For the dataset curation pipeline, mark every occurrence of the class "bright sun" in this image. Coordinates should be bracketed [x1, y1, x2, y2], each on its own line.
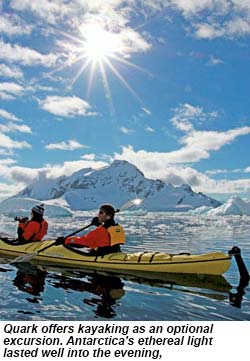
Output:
[57, 20, 150, 109]
[81, 23, 121, 62]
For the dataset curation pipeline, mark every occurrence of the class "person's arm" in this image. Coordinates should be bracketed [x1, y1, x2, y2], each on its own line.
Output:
[65, 227, 110, 248]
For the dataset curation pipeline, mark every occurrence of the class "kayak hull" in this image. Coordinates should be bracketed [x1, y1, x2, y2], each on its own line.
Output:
[0, 239, 231, 276]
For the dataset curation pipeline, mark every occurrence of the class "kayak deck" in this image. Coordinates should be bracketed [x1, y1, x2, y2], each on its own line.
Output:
[0, 239, 232, 276]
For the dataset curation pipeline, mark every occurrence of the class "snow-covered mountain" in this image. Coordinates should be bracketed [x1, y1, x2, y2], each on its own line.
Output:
[207, 196, 250, 216]
[14, 160, 221, 211]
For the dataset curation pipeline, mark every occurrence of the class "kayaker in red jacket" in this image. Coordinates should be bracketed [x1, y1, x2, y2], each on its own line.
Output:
[17, 203, 48, 243]
[55, 204, 125, 255]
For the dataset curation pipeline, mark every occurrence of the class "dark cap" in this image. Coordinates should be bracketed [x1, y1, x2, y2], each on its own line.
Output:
[99, 204, 115, 218]
[32, 203, 45, 215]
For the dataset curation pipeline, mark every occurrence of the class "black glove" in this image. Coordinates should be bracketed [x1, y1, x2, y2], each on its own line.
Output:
[55, 237, 65, 245]
[15, 216, 28, 223]
[91, 217, 101, 227]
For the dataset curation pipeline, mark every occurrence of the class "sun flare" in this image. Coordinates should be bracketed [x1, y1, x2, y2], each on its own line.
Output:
[56, 19, 150, 110]
[81, 23, 121, 62]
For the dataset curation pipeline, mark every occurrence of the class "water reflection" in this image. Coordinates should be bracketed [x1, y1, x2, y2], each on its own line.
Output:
[229, 275, 249, 308]
[12, 263, 47, 303]
[0, 261, 249, 319]
[10, 263, 125, 319]
[50, 272, 125, 318]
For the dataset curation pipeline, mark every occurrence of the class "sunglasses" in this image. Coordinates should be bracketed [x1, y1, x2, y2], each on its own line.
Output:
[98, 210, 105, 215]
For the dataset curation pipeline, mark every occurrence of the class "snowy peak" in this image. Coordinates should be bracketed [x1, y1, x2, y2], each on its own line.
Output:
[15, 160, 221, 211]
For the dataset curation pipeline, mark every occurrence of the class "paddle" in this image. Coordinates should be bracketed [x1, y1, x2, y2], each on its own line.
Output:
[10, 223, 93, 264]
[10, 198, 143, 265]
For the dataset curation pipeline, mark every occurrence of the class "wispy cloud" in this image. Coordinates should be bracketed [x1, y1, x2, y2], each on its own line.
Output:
[207, 55, 224, 66]
[114, 103, 250, 170]
[45, 139, 88, 151]
[0, 39, 57, 67]
[0, 13, 33, 36]
[145, 125, 155, 132]
[0, 122, 32, 134]
[0, 132, 31, 150]
[0, 63, 23, 79]
[171, 103, 217, 132]
[0, 82, 25, 100]
[0, 108, 20, 121]
[39, 95, 96, 117]
[120, 126, 135, 134]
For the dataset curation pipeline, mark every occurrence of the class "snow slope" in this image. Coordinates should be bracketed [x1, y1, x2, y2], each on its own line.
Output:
[14, 160, 221, 212]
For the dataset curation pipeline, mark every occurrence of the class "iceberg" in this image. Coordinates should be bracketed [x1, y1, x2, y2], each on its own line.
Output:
[0, 197, 73, 218]
[207, 196, 250, 216]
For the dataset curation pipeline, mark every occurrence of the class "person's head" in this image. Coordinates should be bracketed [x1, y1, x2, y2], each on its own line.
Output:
[98, 204, 115, 223]
[31, 203, 45, 221]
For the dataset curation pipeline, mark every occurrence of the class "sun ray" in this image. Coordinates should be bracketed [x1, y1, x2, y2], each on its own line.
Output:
[99, 60, 115, 116]
[67, 58, 91, 90]
[104, 57, 144, 105]
[109, 53, 154, 78]
[87, 61, 98, 99]
[54, 19, 151, 106]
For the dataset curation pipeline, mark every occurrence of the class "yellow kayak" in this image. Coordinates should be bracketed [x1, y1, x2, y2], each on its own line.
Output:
[0, 238, 231, 276]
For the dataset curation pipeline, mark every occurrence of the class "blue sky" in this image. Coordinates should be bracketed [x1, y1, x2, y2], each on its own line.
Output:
[1, 0, 250, 201]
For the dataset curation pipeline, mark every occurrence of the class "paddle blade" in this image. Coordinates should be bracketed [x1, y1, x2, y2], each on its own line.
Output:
[10, 251, 38, 264]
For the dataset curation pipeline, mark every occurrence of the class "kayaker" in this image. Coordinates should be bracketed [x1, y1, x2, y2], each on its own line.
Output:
[16, 203, 48, 243]
[55, 204, 125, 255]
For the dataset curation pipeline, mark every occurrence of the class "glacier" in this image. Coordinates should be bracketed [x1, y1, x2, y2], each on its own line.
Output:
[0, 197, 73, 218]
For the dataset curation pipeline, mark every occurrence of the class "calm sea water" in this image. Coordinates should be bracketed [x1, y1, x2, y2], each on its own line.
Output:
[0, 212, 249, 321]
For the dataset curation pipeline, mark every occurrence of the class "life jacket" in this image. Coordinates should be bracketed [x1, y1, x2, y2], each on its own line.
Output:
[18, 220, 48, 242]
[106, 224, 125, 246]
[33, 220, 48, 241]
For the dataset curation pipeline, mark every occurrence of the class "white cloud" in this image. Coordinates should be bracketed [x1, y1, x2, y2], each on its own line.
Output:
[114, 147, 250, 195]
[0, 157, 107, 200]
[0, 132, 31, 150]
[168, 0, 250, 39]
[45, 159, 107, 179]
[170, 103, 217, 132]
[0, 123, 32, 134]
[0, 13, 33, 36]
[10, 0, 78, 24]
[81, 154, 96, 160]
[0, 82, 24, 100]
[207, 55, 224, 66]
[0, 109, 20, 121]
[170, 0, 215, 17]
[0, 182, 24, 201]
[39, 95, 95, 117]
[0, 64, 23, 79]
[45, 139, 88, 151]
[0, 40, 57, 67]
[206, 168, 242, 175]
[115, 102, 250, 167]
[120, 126, 135, 134]
[145, 125, 155, 132]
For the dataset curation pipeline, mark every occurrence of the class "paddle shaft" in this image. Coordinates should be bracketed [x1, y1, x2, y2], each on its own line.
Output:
[36, 223, 93, 255]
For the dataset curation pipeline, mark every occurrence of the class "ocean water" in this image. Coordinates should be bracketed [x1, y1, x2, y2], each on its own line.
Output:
[0, 212, 249, 321]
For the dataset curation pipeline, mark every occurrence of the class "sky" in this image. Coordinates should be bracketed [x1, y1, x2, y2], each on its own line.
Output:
[1, 0, 250, 202]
